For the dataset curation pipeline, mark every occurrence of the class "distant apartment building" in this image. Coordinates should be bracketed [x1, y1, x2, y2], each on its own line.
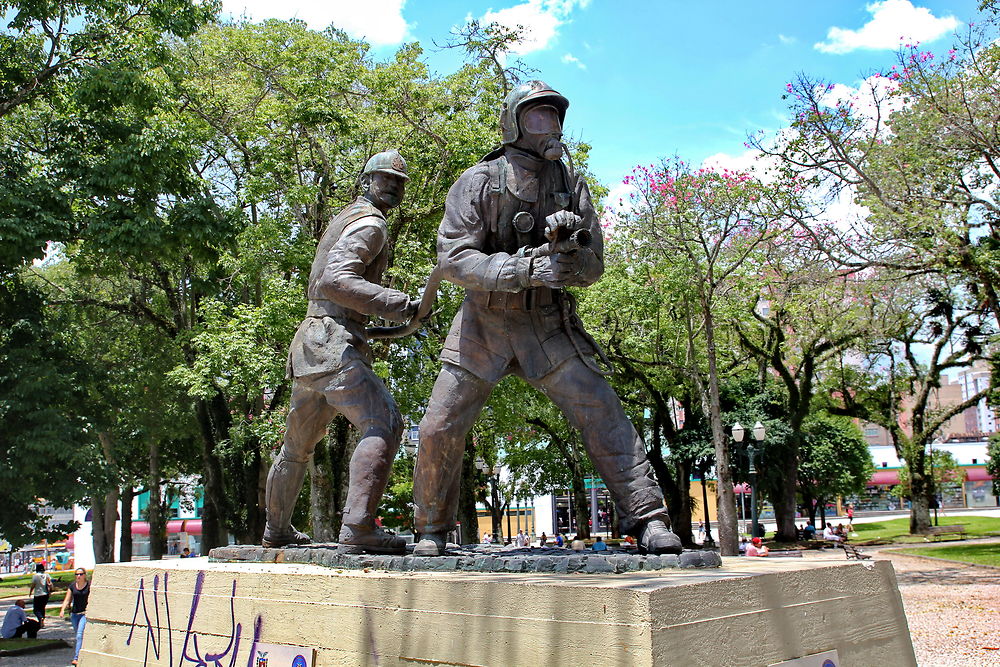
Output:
[860, 360, 997, 446]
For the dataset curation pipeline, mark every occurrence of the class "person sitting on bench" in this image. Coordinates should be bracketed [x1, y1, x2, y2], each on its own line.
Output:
[745, 537, 770, 557]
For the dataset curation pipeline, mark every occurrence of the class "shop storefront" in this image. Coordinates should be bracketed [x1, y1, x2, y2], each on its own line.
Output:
[859, 465, 996, 510]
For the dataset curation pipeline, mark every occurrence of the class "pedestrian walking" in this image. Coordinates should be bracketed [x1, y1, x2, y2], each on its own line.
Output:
[60, 568, 91, 666]
[29, 563, 52, 626]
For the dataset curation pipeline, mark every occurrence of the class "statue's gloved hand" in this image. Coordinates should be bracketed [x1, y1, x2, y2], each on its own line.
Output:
[559, 247, 602, 287]
[528, 253, 575, 288]
[544, 210, 583, 241]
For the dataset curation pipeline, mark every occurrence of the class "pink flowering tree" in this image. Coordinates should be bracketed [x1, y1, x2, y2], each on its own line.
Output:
[753, 22, 1000, 328]
[750, 19, 1000, 535]
[592, 159, 795, 554]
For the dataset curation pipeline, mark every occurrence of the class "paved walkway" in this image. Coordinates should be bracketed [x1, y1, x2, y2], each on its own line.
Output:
[854, 538, 1000, 667]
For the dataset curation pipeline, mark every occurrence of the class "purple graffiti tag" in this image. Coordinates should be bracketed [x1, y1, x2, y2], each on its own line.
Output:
[126, 571, 172, 665]
[200, 580, 241, 667]
[126, 570, 261, 667]
[178, 570, 206, 665]
[244, 614, 264, 667]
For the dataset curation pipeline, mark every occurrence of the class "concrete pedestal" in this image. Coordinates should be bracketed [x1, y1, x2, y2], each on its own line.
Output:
[79, 556, 916, 666]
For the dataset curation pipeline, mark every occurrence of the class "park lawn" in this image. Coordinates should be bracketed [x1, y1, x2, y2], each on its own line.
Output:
[0, 571, 76, 589]
[894, 543, 1000, 567]
[0, 571, 79, 600]
[851, 516, 1000, 544]
[0, 637, 65, 653]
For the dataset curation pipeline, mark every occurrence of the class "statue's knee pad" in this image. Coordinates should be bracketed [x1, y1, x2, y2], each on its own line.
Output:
[275, 443, 312, 465]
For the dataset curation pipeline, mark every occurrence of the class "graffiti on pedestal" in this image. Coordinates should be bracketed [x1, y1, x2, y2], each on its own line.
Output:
[126, 570, 264, 667]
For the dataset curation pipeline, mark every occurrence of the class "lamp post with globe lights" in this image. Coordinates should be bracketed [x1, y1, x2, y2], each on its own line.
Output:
[732, 421, 766, 539]
[475, 457, 503, 544]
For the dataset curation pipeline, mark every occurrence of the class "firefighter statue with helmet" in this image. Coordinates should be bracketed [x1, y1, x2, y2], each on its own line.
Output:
[411, 81, 683, 556]
[262, 150, 417, 554]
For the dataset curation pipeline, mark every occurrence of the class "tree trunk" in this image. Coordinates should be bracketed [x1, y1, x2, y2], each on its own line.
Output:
[802, 489, 817, 527]
[703, 307, 738, 555]
[90, 491, 118, 564]
[772, 458, 798, 542]
[671, 460, 695, 546]
[93, 432, 118, 563]
[310, 415, 356, 541]
[774, 450, 800, 541]
[456, 435, 480, 545]
[647, 412, 694, 544]
[148, 441, 165, 561]
[90, 498, 111, 564]
[909, 467, 932, 534]
[233, 393, 270, 544]
[196, 396, 230, 553]
[119, 485, 134, 562]
[570, 467, 590, 540]
[234, 440, 265, 544]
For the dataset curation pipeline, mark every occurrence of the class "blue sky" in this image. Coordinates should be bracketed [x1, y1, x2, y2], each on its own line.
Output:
[222, 1, 985, 194]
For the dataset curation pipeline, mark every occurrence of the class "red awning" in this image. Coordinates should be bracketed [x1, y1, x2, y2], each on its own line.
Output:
[733, 483, 751, 494]
[870, 470, 900, 485]
[965, 467, 994, 482]
[130, 520, 202, 536]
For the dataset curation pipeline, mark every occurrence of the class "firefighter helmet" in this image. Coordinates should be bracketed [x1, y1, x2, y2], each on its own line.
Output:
[499, 80, 569, 145]
[362, 150, 409, 181]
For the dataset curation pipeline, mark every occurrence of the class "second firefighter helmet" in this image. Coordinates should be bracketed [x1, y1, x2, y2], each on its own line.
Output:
[362, 150, 410, 181]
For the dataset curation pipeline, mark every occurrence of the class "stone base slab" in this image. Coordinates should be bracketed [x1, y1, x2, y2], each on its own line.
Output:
[79, 556, 916, 666]
[210, 543, 722, 573]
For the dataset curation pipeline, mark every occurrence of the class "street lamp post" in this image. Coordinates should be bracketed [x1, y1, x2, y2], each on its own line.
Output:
[733, 421, 766, 539]
[475, 457, 502, 544]
[930, 439, 941, 527]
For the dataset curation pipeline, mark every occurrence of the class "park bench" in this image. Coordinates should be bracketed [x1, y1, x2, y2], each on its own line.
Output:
[840, 544, 871, 560]
[925, 524, 967, 541]
[765, 550, 803, 558]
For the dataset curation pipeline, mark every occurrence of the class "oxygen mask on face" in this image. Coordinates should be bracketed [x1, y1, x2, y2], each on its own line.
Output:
[520, 105, 564, 160]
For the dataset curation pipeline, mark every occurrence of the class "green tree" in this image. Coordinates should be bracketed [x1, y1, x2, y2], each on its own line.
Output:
[0, 275, 91, 547]
[610, 159, 794, 554]
[0, 0, 216, 269]
[892, 448, 965, 509]
[733, 245, 891, 541]
[755, 22, 1000, 400]
[824, 280, 991, 533]
[0, 0, 214, 118]
[797, 414, 874, 527]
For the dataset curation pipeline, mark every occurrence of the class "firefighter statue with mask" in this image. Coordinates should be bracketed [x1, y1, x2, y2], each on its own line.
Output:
[411, 81, 683, 557]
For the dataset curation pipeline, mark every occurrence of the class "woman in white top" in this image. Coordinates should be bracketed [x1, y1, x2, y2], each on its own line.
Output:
[823, 525, 843, 543]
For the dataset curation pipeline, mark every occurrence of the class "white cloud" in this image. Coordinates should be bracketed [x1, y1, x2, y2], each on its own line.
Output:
[561, 52, 586, 69]
[815, 0, 959, 54]
[600, 180, 638, 232]
[223, 0, 410, 46]
[815, 75, 903, 133]
[778, 33, 796, 45]
[481, 0, 589, 55]
[604, 181, 638, 212]
[702, 149, 763, 176]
